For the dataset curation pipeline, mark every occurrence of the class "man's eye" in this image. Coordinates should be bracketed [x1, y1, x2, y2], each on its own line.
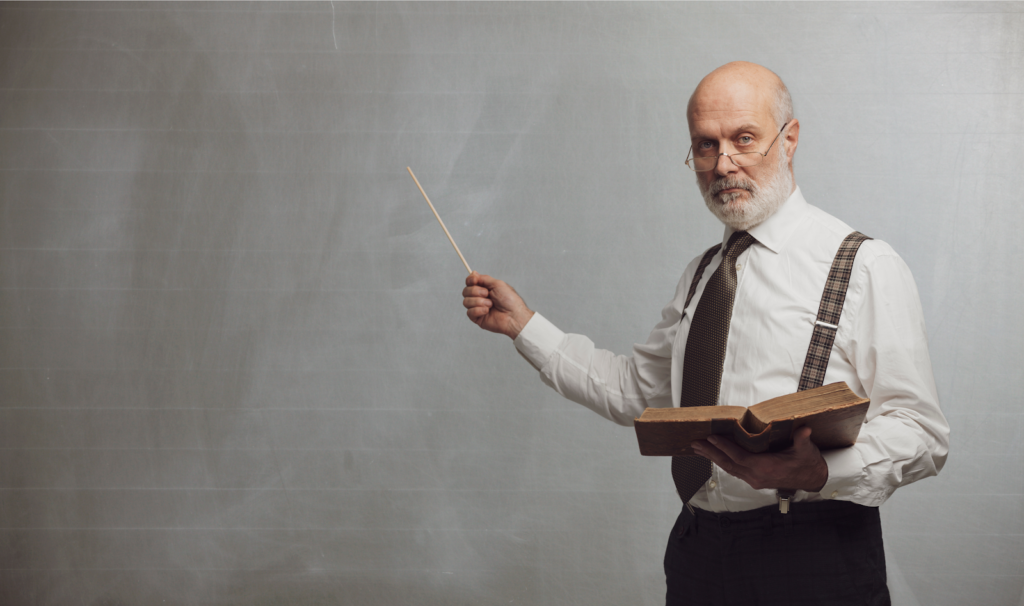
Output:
[697, 141, 715, 150]
[738, 136, 754, 145]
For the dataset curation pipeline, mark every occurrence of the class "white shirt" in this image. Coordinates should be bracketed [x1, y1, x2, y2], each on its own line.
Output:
[513, 187, 949, 512]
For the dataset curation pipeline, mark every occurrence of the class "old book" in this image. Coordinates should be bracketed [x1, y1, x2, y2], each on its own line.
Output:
[634, 382, 869, 456]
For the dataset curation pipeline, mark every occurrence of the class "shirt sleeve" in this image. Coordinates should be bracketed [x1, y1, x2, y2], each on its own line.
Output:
[512, 266, 700, 427]
[818, 246, 950, 506]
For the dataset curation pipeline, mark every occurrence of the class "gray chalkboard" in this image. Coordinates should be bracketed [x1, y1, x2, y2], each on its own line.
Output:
[1, 2, 1022, 605]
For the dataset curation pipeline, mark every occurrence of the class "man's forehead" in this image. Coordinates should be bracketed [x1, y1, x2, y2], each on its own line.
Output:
[687, 79, 775, 132]
[688, 109, 773, 140]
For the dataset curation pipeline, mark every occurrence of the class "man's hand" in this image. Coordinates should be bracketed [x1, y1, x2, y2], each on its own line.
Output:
[462, 272, 535, 340]
[690, 426, 828, 492]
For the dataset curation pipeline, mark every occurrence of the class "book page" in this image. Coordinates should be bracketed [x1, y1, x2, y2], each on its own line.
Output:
[749, 383, 866, 423]
[639, 405, 748, 422]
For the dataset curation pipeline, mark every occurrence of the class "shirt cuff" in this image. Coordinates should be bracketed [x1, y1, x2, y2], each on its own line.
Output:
[513, 312, 565, 371]
[818, 446, 867, 502]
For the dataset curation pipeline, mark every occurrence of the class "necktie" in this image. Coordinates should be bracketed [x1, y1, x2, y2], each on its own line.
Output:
[671, 231, 757, 503]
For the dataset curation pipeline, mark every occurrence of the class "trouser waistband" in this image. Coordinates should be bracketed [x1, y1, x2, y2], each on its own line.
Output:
[678, 500, 876, 538]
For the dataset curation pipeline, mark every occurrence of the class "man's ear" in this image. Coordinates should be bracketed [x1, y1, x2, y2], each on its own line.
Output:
[784, 119, 800, 163]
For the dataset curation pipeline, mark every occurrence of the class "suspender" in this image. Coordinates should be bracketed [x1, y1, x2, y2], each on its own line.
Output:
[680, 231, 871, 392]
[798, 231, 871, 390]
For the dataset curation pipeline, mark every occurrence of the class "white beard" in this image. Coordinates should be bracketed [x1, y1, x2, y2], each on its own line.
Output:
[698, 150, 793, 231]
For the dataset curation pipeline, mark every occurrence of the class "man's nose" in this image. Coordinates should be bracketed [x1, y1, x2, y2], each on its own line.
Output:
[714, 153, 740, 177]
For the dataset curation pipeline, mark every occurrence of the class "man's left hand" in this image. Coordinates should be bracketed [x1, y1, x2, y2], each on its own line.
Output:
[690, 426, 828, 492]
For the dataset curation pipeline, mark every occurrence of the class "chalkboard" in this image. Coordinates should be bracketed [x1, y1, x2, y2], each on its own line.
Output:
[1, 2, 1022, 605]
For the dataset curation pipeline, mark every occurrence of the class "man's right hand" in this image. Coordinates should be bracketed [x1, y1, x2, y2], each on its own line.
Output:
[462, 272, 535, 340]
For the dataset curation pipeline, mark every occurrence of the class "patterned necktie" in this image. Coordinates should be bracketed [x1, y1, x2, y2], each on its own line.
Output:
[671, 231, 757, 503]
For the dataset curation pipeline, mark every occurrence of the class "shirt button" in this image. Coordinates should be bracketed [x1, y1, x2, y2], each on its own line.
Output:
[735, 263, 742, 270]
[708, 480, 717, 489]
[830, 490, 839, 499]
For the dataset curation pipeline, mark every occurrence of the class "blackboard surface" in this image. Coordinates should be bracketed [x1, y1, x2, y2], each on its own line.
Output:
[1, 2, 1022, 605]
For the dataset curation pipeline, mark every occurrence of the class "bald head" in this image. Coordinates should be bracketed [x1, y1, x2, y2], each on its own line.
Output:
[686, 62, 799, 231]
[687, 62, 792, 131]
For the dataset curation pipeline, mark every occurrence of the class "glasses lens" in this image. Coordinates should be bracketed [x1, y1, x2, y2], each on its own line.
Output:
[692, 156, 718, 172]
[730, 152, 763, 167]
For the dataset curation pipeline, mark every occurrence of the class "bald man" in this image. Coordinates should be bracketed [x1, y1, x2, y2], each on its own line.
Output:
[462, 63, 948, 605]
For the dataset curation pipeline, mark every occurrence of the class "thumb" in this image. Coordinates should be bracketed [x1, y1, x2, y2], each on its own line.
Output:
[793, 426, 813, 446]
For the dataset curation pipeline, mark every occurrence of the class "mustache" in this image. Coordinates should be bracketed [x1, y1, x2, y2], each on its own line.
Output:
[708, 177, 756, 196]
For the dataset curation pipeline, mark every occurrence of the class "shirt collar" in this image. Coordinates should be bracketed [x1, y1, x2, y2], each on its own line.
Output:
[721, 185, 808, 255]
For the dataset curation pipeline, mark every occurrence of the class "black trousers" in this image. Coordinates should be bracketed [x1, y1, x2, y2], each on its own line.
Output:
[664, 500, 889, 606]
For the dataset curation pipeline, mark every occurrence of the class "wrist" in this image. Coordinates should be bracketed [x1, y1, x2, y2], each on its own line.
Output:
[805, 457, 828, 492]
[507, 309, 535, 340]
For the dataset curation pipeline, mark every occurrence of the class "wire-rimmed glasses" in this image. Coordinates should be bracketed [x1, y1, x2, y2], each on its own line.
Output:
[685, 121, 790, 172]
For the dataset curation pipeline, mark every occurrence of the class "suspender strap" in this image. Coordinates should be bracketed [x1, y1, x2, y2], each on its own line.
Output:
[683, 244, 723, 310]
[797, 231, 871, 392]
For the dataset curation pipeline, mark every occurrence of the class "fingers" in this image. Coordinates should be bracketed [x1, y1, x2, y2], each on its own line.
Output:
[692, 430, 827, 492]
[462, 277, 494, 320]
[462, 296, 493, 310]
[691, 438, 756, 488]
[462, 285, 490, 298]
[466, 306, 488, 323]
[690, 439, 728, 467]
[466, 271, 499, 289]
[786, 426, 817, 457]
[461, 271, 532, 339]
[705, 435, 752, 464]
[692, 437, 748, 477]
[792, 426, 813, 445]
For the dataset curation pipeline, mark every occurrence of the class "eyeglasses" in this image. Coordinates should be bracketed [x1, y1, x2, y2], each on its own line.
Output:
[684, 121, 790, 172]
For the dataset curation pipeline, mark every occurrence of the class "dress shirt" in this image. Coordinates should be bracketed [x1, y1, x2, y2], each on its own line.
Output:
[513, 187, 949, 512]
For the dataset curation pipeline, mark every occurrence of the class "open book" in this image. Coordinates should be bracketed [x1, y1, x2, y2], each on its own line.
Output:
[634, 382, 869, 456]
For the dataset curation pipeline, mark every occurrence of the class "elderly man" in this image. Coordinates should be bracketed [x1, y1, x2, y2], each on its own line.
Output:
[462, 62, 948, 605]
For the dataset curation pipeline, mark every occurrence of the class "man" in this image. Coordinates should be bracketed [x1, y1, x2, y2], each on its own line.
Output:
[461, 62, 948, 605]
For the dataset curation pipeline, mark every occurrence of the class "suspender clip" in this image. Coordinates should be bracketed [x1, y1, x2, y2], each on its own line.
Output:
[777, 489, 795, 514]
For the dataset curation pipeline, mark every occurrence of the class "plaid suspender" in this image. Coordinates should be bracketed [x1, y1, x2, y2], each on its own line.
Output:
[679, 231, 871, 394]
[797, 231, 871, 391]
